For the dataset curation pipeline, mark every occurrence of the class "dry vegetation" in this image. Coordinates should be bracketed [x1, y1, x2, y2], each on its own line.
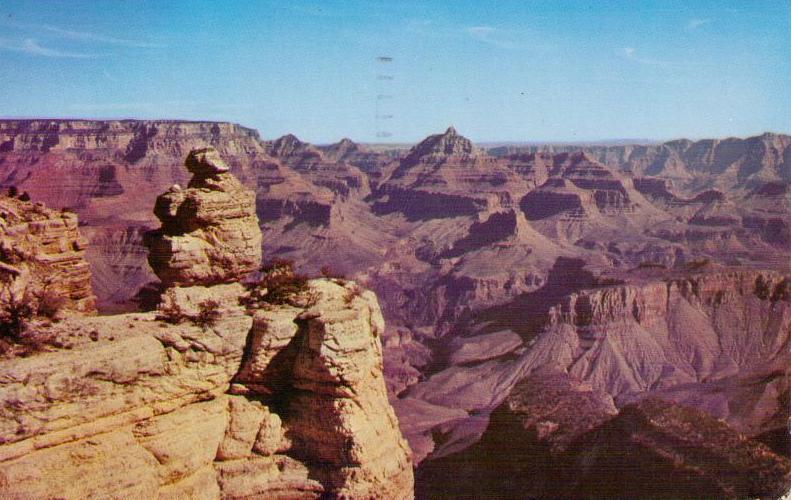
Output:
[156, 301, 187, 325]
[194, 299, 221, 328]
[241, 258, 319, 308]
[0, 289, 61, 357]
[155, 298, 222, 329]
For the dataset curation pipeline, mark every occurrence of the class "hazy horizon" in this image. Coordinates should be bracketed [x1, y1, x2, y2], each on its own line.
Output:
[0, 0, 788, 143]
[1, 115, 787, 148]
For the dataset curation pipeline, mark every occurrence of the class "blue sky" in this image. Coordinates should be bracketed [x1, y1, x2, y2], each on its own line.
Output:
[0, 0, 788, 143]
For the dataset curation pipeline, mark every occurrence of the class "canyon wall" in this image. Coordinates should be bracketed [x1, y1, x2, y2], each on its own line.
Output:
[489, 132, 791, 192]
[401, 267, 790, 462]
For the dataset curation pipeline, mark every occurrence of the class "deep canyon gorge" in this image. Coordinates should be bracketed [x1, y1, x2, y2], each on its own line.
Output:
[0, 119, 789, 498]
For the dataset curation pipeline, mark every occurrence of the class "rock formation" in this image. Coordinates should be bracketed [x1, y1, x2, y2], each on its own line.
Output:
[0, 281, 414, 498]
[0, 120, 336, 308]
[0, 154, 413, 498]
[373, 127, 530, 220]
[1, 120, 789, 496]
[490, 132, 791, 192]
[0, 193, 95, 314]
[144, 147, 262, 287]
[266, 133, 324, 171]
[401, 264, 790, 467]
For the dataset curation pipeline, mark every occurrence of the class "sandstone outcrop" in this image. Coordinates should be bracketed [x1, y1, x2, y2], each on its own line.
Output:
[0, 159, 413, 498]
[0, 279, 413, 498]
[144, 147, 262, 287]
[0, 119, 335, 307]
[0, 194, 95, 313]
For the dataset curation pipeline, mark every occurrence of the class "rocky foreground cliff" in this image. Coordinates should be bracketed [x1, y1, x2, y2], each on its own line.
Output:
[0, 148, 413, 499]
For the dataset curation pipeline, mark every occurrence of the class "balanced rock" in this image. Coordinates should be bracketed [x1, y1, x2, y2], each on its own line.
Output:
[185, 147, 230, 177]
[144, 147, 262, 287]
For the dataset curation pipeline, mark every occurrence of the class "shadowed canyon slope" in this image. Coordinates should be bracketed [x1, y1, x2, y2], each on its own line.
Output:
[1, 119, 788, 496]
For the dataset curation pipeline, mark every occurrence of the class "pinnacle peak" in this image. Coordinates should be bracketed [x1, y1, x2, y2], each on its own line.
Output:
[278, 133, 301, 142]
[445, 126, 458, 135]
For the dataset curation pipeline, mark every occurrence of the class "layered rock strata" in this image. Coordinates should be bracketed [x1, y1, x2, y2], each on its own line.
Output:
[0, 280, 413, 498]
[402, 267, 790, 465]
[0, 194, 96, 313]
[0, 156, 413, 498]
[144, 147, 262, 287]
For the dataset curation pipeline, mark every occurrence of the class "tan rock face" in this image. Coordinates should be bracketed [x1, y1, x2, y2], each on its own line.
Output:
[232, 281, 414, 498]
[144, 147, 262, 287]
[0, 195, 96, 313]
[0, 280, 413, 498]
[286, 282, 413, 498]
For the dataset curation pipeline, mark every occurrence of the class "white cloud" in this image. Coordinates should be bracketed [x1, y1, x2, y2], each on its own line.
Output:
[686, 18, 710, 31]
[621, 47, 670, 67]
[36, 23, 166, 48]
[1, 20, 165, 48]
[466, 26, 517, 49]
[0, 37, 99, 58]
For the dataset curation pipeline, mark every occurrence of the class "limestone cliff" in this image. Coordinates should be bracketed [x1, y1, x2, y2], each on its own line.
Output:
[401, 265, 790, 465]
[545, 270, 790, 405]
[0, 151, 413, 499]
